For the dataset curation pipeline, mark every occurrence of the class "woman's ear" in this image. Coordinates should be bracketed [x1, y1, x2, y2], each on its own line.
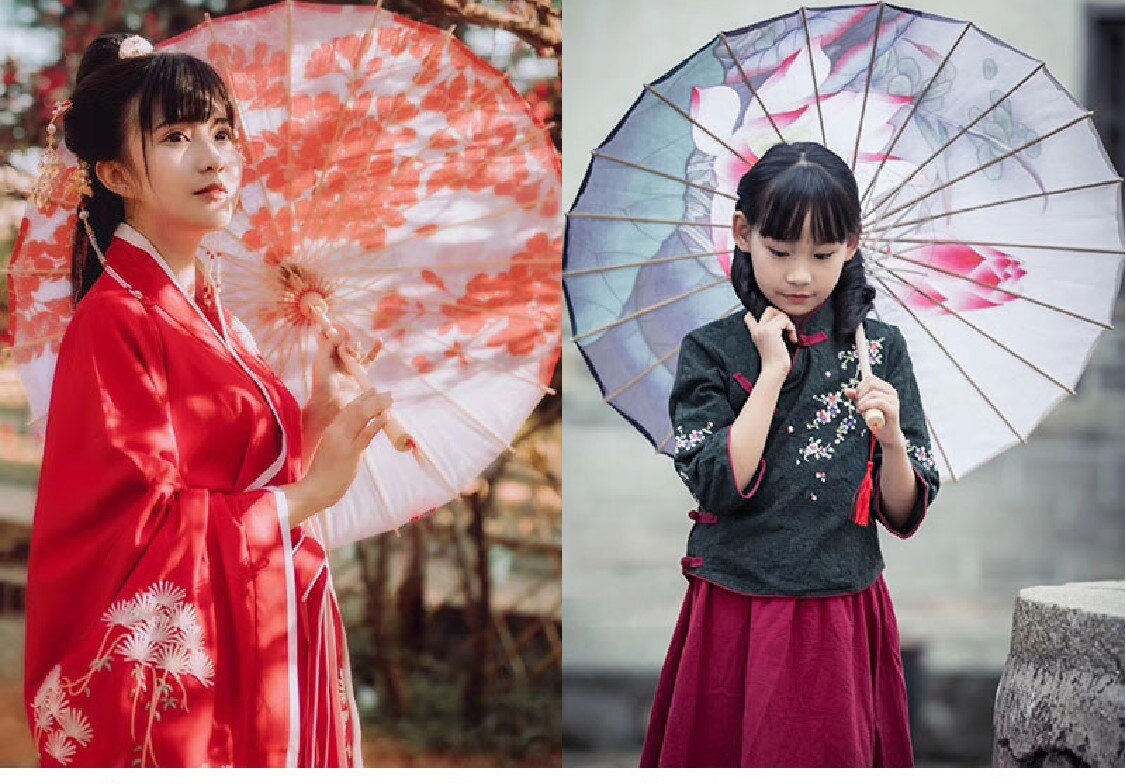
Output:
[732, 211, 752, 252]
[94, 159, 137, 200]
[846, 230, 860, 258]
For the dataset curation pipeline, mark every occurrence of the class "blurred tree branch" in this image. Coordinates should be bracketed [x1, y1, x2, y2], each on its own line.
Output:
[384, 0, 560, 57]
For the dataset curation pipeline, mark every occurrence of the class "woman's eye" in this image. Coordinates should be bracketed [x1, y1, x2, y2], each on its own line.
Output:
[216, 128, 234, 141]
[815, 254, 832, 260]
[166, 131, 187, 142]
[768, 248, 788, 258]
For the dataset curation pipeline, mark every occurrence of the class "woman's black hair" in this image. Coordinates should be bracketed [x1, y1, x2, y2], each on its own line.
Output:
[64, 33, 238, 303]
[729, 140, 876, 346]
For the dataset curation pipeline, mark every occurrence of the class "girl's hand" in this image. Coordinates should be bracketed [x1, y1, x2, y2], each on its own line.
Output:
[844, 376, 907, 449]
[744, 306, 797, 378]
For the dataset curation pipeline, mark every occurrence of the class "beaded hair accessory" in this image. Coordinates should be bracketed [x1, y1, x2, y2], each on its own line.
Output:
[29, 100, 92, 211]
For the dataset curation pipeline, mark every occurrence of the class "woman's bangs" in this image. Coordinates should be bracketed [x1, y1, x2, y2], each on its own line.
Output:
[138, 54, 236, 137]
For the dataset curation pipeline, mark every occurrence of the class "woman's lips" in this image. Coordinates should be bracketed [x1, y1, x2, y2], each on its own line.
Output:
[196, 186, 228, 200]
[783, 293, 811, 301]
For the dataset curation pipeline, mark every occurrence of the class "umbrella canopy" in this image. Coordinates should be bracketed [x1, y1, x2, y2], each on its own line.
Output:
[7, 0, 562, 547]
[564, 1, 1123, 483]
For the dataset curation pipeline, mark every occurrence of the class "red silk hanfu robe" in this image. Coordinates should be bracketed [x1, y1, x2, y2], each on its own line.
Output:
[24, 224, 363, 767]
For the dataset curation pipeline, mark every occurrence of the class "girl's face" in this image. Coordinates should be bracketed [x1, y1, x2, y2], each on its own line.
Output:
[100, 100, 242, 234]
[733, 210, 858, 319]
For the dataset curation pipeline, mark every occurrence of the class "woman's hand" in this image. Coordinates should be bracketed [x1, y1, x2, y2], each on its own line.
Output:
[286, 388, 393, 524]
[744, 306, 797, 379]
[307, 326, 364, 424]
[844, 376, 907, 449]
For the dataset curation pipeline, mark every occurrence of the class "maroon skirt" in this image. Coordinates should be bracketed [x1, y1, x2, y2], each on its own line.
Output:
[640, 574, 913, 767]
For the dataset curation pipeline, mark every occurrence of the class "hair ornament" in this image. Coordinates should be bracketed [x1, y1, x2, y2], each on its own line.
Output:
[30, 99, 80, 210]
[118, 35, 154, 59]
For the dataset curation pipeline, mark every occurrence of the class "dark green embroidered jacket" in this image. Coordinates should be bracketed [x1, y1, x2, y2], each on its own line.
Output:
[670, 296, 940, 597]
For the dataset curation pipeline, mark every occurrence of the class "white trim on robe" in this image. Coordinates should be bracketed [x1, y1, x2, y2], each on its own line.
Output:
[113, 223, 301, 767]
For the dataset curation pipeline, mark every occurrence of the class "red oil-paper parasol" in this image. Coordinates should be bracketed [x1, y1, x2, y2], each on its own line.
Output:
[6, 0, 561, 548]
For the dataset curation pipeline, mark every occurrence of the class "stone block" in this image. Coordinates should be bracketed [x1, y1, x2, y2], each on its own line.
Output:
[992, 581, 1125, 767]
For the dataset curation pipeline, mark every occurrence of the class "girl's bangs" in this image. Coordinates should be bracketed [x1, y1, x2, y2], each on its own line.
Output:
[755, 165, 855, 246]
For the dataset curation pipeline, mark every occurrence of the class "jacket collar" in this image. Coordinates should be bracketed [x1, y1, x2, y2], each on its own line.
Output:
[106, 223, 230, 355]
[787, 294, 833, 347]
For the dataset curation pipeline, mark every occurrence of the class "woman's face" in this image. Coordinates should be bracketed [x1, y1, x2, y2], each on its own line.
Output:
[105, 99, 242, 234]
[733, 210, 858, 319]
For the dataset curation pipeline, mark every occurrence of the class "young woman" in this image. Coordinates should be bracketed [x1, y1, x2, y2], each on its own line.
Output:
[640, 141, 941, 767]
[24, 33, 387, 767]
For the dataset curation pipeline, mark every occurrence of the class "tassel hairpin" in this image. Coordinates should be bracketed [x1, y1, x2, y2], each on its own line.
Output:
[30, 99, 93, 211]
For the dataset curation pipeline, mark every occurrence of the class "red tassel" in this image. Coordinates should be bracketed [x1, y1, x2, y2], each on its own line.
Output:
[852, 431, 877, 526]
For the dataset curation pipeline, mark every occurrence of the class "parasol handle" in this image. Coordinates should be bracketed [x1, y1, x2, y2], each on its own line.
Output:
[854, 323, 886, 431]
[299, 293, 415, 453]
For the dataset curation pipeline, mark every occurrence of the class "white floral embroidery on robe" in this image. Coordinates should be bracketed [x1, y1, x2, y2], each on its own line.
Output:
[31, 580, 215, 767]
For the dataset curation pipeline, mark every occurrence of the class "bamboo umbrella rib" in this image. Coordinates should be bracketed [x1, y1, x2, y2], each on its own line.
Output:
[566, 212, 728, 229]
[303, 38, 527, 261]
[656, 427, 675, 455]
[860, 21, 973, 208]
[870, 250, 1076, 393]
[868, 300, 958, 483]
[859, 240, 1115, 329]
[430, 297, 552, 325]
[202, 13, 283, 229]
[801, 6, 827, 147]
[591, 150, 737, 200]
[871, 111, 1095, 225]
[603, 303, 742, 404]
[284, 0, 296, 257]
[292, 3, 383, 246]
[359, 447, 398, 534]
[573, 276, 729, 343]
[865, 236, 1122, 255]
[867, 258, 1031, 442]
[299, 26, 464, 263]
[562, 249, 726, 278]
[864, 62, 1046, 220]
[643, 84, 754, 168]
[411, 328, 556, 395]
[851, 2, 886, 172]
[381, 348, 516, 456]
[717, 32, 786, 144]
[868, 178, 1125, 233]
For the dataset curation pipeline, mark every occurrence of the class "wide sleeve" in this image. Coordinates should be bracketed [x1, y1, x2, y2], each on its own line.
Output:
[669, 332, 767, 516]
[24, 293, 296, 768]
[869, 325, 941, 539]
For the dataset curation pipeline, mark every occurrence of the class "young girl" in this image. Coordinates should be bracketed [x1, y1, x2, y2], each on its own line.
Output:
[24, 33, 388, 767]
[640, 141, 941, 768]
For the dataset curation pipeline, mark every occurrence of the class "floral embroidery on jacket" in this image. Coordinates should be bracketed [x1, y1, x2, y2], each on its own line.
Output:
[800, 438, 835, 462]
[837, 337, 885, 370]
[32, 580, 214, 768]
[905, 437, 937, 471]
[790, 337, 886, 476]
[674, 422, 713, 455]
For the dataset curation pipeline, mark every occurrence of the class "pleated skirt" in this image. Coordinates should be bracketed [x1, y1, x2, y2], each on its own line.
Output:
[640, 574, 913, 767]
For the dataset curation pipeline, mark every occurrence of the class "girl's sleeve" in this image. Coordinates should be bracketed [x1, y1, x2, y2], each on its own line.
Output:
[870, 325, 941, 539]
[24, 294, 296, 767]
[669, 332, 766, 515]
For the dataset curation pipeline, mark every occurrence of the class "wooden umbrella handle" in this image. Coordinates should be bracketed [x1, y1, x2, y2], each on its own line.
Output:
[300, 293, 415, 452]
[854, 323, 886, 431]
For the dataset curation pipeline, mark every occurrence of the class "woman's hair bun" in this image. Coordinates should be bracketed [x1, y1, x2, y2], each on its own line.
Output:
[75, 33, 136, 85]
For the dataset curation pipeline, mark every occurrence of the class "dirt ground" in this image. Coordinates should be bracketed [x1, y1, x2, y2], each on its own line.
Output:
[0, 677, 558, 767]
